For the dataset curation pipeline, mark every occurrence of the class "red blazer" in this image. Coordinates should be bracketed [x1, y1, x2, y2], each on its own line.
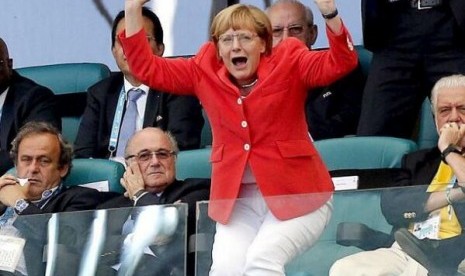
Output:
[120, 25, 358, 224]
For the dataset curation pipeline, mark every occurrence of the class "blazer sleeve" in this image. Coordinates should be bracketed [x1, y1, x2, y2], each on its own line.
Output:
[119, 29, 199, 95]
[297, 23, 358, 89]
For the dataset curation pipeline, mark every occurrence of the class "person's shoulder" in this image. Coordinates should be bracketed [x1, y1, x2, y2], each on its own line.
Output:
[11, 70, 54, 97]
[404, 147, 440, 163]
[87, 72, 123, 96]
[182, 178, 211, 188]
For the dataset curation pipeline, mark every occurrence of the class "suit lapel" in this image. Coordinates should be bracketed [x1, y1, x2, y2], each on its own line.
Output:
[143, 90, 160, 127]
[0, 89, 16, 150]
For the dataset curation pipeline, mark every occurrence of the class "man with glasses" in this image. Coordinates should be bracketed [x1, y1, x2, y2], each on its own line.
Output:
[98, 127, 210, 275]
[0, 38, 60, 175]
[266, 0, 365, 140]
[74, 7, 204, 161]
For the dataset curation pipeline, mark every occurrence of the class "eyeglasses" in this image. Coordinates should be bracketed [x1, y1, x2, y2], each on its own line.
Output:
[218, 33, 258, 46]
[125, 149, 176, 162]
[272, 24, 308, 37]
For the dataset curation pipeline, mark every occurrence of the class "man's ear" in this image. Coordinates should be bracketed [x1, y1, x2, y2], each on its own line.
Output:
[7, 58, 12, 69]
[59, 164, 70, 178]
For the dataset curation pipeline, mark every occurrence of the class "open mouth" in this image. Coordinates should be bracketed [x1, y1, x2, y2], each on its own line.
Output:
[232, 57, 248, 67]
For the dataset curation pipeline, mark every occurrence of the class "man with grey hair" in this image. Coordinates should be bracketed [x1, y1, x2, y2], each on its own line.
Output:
[330, 74, 465, 275]
[98, 127, 210, 275]
[0, 121, 102, 276]
[266, 0, 365, 140]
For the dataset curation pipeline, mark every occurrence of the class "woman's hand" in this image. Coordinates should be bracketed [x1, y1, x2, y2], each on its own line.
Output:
[124, 0, 150, 36]
[314, 0, 337, 16]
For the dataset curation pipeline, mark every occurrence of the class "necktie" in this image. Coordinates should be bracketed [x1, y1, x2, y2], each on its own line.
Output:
[116, 88, 144, 157]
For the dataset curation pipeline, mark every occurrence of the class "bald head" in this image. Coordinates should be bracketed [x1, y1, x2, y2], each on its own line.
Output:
[0, 38, 13, 91]
[267, 0, 317, 49]
[0, 39, 9, 58]
[125, 127, 179, 193]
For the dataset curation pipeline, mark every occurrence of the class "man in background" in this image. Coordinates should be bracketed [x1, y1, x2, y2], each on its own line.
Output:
[0, 121, 102, 276]
[267, 0, 365, 140]
[74, 8, 204, 160]
[98, 127, 210, 275]
[0, 38, 60, 175]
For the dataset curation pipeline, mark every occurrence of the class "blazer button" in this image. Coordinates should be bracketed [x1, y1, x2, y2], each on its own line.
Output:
[237, 98, 243, 105]
[241, 121, 248, 128]
[244, 144, 250, 151]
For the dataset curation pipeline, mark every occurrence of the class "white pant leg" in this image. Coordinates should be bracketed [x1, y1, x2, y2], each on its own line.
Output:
[209, 185, 267, 276]
[243, 199, 333, 276]
[329, 242, 429, 276]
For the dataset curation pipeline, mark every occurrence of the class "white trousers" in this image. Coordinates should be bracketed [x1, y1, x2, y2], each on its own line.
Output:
[329, 242, 429, 276]
[209, 184, 333, 276]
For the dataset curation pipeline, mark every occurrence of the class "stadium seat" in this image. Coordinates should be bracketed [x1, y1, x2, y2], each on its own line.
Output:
[8, 158, 125, 193]
[176, 148, 212, 180]
[16, 63, 111, 144]
[416, 97, 438, 149]
[314, 136, 418, 170]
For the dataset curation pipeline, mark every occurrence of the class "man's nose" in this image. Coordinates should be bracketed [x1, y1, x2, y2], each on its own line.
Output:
[149, 153, 161, 165]
[282, 28, 289, 39]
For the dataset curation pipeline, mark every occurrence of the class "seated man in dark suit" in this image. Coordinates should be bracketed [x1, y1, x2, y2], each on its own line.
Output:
[0, 121, 102, 276]
[0, 38, 61, 175]
[74, 7, 204, 161]
[330, 74, 465, 275]
[98, 127, 210, 276]
[266, 0, 365, 140]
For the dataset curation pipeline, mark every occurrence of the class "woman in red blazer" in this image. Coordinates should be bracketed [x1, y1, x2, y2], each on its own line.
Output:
[121, 0, 357, 274]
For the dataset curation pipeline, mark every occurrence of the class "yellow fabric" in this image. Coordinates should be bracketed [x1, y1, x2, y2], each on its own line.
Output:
[426, 162, 462, 239]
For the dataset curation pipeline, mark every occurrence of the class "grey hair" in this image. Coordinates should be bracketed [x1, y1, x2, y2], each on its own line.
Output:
[431, 74, 465, 116]
[267, 0, 314, 26]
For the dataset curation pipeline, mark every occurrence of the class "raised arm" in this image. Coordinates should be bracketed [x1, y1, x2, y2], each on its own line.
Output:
[124, 0, 149, 37]
[314, 0, 342, 35]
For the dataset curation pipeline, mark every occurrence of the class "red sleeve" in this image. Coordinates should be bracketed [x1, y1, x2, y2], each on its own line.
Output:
[297, 21, 358, 88]
[118, 29, 198, 95]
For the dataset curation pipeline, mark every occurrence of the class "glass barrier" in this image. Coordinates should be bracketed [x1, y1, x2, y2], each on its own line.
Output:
[195, 184, 465, 276]
[0, 204, 187, 276]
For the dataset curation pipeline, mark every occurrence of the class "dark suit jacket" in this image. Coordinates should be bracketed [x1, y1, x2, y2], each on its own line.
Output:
[381, 148, 465, 229]
[306, 63, 365, 140]
[97, 178, 210, 276]
[10, 185, 102, 276]
[74, 72, 204, 158]
[0, 71, 60, 174]
[361, 0, 465, 51]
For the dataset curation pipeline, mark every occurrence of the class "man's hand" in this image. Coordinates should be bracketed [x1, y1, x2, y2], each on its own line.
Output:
[120, 162, 145, 199]
[438, 122, 465, 152]
[0, 174, 28, 206]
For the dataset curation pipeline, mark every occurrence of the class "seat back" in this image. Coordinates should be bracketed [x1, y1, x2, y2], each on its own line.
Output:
[8, 158, 125, 193]
[354, 45, 373, 78]
[417, 97, 438, 149]
[200, 109, 212, 148]
[176, 148, 212, 180]
[314, 136, 418, 170]
[16, 63, 111, 143]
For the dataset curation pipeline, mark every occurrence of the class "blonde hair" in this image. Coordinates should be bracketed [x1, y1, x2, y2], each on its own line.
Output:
[210, 4, 272, 55]
[431, 74, 465, 116]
